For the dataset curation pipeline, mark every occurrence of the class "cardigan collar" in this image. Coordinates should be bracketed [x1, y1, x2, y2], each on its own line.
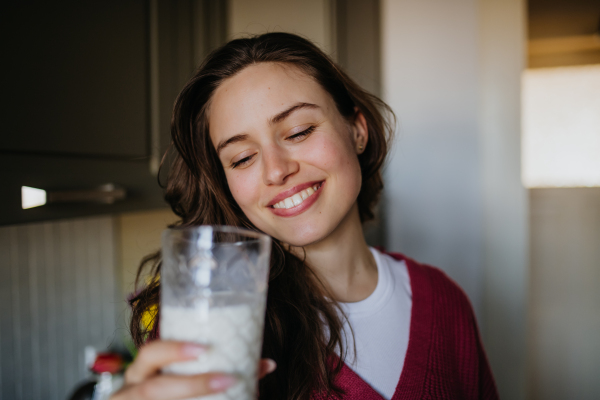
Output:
[326, 252, 433, 400]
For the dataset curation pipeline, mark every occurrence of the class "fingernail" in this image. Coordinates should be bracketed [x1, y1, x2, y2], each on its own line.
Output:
[209, 375, 237, 391]
[181, 343, 205, 358]
[266, 359, 277, 374]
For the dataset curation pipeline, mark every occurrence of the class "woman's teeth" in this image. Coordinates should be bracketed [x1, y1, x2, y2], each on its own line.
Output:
[272, 184, 321, 209]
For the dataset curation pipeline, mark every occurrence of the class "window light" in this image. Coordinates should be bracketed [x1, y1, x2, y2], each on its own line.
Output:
[522, 64, 600, 188]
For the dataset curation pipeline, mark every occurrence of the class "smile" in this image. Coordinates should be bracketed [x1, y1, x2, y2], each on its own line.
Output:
[272, 183, 322, 209]
[267, 180, 324, 217]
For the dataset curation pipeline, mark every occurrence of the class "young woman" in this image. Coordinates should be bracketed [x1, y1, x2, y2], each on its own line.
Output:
[114, 33, 498, 400]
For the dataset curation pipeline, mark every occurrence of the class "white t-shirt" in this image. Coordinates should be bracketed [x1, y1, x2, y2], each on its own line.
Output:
[338, 247, 412, 400]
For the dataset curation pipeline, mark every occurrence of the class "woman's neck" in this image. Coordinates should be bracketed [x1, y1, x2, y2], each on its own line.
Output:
[290, 203, 378, 303]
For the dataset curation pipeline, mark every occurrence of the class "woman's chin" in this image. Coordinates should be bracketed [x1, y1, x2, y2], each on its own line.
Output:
[272, 225, 332, 249]
[275, 235, 320, 249]
[257, 204, 359, 249]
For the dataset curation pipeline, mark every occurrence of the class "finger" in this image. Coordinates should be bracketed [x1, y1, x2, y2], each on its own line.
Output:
[258, 358, 277, 379]
[112, 373, 237, 400]
[125, 341, 207, 385]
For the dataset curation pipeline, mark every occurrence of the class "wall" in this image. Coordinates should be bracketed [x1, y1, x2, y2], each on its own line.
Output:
[228, 0, 335, 54]
[381, 1, 528, 399]
[381, 0, 484, 312]
[118, 209, 178, 303]
[0, 209, 183, 398]
[479, 0, 528, 397]
[529, 188, 600, 400]
[0, 216, 119, 400]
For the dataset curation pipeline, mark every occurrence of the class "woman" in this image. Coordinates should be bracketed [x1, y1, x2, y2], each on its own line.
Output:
[114, 32, 498, 400]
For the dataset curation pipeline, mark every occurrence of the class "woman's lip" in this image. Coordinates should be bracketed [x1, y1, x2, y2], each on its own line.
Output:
[267, 180, 324, 207]
[269, 181, 324, 217]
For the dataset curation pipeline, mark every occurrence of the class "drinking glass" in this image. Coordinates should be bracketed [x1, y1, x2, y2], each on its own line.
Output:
[160, 225, 271, 400]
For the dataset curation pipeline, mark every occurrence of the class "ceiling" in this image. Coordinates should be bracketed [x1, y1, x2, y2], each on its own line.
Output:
[528, 0, 600, 67]
[528, 0, 600, 39]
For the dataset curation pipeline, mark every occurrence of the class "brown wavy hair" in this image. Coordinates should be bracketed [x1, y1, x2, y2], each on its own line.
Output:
[128, 32, 394, 400]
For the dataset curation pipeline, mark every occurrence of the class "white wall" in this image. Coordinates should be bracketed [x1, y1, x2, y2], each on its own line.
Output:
[381, 0, 483, 311]
[479, 1, 528, 398]
[381, 1, 527, 399]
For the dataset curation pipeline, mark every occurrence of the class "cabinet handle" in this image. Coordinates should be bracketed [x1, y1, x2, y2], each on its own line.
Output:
[22, 183, 126, 209]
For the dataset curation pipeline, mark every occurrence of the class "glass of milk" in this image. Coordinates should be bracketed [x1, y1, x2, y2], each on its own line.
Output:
[160, 225, 271, 400]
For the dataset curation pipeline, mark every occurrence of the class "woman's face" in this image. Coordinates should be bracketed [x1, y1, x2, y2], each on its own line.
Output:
[209, 62, 367, 246]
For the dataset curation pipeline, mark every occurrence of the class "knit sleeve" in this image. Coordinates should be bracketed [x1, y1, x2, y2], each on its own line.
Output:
[424, 265, 499, 400]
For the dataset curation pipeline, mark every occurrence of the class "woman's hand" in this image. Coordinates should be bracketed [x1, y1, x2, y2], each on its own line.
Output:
[110, 340, 277, 400]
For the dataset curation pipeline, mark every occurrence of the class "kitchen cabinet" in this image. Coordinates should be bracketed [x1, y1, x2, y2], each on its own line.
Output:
[0, 0, 227, 226]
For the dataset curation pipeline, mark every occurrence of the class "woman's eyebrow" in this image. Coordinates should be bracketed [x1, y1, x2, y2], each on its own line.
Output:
[216, 134, 249, 155]
[270, 102, 319, 125]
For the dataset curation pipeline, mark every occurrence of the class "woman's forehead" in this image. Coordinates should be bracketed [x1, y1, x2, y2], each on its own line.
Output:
[213, 63, 320, 108]
[208, 63, 332, 139]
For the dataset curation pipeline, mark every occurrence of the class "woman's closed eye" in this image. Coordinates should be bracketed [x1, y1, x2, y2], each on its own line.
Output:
[230, 126, 316, 169]
[287, 125, 316, 141]
[231, 154, 256, 169]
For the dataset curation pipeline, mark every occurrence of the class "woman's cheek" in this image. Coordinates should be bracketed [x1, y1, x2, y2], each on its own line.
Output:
[227, 170, 261, 213]
[302, 134, 361, 183]
[300, 136, 340, 166]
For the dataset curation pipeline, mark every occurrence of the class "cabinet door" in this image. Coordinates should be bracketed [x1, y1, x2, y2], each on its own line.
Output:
[0, 1, 148, 157]
[0, 0, 227, 226]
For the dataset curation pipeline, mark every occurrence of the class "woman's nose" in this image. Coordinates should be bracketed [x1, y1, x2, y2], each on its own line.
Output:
[262, 145, 299, 185]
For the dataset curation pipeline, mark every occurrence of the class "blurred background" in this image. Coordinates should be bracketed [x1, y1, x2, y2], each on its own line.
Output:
[0, 0, 599, 399]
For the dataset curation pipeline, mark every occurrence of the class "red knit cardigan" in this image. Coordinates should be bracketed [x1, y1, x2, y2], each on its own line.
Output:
[149, 252, 499, 399]
[311, 252, 499, 400]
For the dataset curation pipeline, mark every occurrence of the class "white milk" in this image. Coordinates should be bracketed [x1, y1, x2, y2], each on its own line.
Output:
[161, 295, 266, 400]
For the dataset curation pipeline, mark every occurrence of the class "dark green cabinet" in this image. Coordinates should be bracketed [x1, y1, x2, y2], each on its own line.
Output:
[0, 1, 226, 226]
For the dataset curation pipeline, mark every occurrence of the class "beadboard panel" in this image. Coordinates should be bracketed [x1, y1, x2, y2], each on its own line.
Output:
[0, 216, 119, 400]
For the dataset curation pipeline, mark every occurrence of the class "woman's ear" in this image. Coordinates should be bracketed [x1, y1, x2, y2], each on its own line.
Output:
[352, 107, 369, 154]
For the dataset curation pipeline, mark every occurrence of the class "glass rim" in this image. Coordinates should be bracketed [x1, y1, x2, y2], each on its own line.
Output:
[162, 224, 271, 245]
